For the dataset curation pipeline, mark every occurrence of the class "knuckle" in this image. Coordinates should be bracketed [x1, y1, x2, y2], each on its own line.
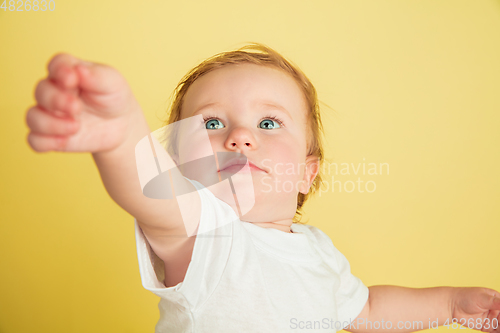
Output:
[53, 92, 64, 110]
[48, 53, 68, 70]
[48, 119, 64, 134]
[35, 77, 45, 90]
[34, 79, 44, 100]
[35, 79, 51, 103]
[25, 107, 38, 129]
[27, 133, 42, 152]
[66, 96, 77, 114]
[48, 53, 77, 81]
[26, 107, 64, 135]
[63, 94, 74, 111]
[56, 136, 67, 150]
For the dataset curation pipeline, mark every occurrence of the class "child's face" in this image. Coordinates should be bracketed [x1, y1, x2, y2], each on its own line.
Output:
[178, 63, 318, 225]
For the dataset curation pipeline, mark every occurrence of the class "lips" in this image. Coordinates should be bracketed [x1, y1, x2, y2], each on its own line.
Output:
[218, 156, 266, 173]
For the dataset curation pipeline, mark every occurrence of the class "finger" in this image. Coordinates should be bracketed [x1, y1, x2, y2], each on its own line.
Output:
[34, 79, 80, 117]
[26, 106, 79, 136]
[47, 53, 81, 90]
[479, 290, 500, 311]
[494, 312, 500, 332]
[494, 298, 500, 311]
[75, 61, 125, 94]
[488, 295, 500, 311]
[481, 310, 498, 332]
[27, 131, 69, 153]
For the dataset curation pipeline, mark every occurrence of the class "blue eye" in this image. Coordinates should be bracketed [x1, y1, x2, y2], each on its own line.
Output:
[205, 118, 225, 130]
[259, 118, 281, 129]
[202, 115, 284, 130]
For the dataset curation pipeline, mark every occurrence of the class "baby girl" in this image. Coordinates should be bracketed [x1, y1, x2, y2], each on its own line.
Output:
[26, 43, 500, 332]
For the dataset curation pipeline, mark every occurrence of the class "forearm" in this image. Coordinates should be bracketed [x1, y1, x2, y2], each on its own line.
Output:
[91, 102, 177, 228]
[356, 285, 455, 333]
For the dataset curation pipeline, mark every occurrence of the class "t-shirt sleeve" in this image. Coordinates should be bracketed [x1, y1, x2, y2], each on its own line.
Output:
[134, 176, 240, 311]
[331, 244, 369, 330]
[311, 226, 369, 330]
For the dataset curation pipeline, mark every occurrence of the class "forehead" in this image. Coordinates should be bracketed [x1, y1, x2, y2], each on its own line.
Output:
[181, 63, 308, 121]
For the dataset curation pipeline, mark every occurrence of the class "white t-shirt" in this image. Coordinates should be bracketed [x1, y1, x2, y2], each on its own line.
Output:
[135, 177, 369, 333]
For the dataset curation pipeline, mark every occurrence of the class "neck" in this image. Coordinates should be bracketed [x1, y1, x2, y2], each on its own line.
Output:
[245, 219, 293, 233]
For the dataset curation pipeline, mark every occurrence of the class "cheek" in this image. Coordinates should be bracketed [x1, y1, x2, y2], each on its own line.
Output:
[261, 141, 304, 179]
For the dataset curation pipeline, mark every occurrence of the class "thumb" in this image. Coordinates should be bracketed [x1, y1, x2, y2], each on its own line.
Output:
[74, 60, 125, 94]
[491, 297, 500, 310]
[479, 291, 500, 311]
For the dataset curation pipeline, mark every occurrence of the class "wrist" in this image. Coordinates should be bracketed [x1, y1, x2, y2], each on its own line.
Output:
[448, 287, 460, 320]
[93, 98, 150, 160]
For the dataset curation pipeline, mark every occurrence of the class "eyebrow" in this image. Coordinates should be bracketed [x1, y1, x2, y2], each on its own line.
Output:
[192, 102, 220, 115]
[192, 100, 292, 119]
[254, 100, 292, 119]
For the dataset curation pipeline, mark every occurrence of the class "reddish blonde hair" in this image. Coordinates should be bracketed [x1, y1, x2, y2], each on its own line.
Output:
[162, 42, 326, 224]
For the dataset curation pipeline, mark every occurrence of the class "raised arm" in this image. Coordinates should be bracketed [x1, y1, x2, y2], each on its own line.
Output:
[91, 105, 181, 229]
[26, 53, 200, 240]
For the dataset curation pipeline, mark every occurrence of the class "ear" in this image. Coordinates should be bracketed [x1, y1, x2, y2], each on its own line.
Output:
[299, 155, 320, 195]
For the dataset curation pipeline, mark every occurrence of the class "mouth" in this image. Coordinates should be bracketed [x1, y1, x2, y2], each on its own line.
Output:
[218, 162, 267, 173]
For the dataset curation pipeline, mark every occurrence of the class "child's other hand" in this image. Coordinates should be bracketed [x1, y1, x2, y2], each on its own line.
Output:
[26, 53, 139, 153]
[451, 287, 500, 333]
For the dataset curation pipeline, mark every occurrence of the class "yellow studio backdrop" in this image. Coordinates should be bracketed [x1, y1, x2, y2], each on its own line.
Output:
[1, 0, 499, 332]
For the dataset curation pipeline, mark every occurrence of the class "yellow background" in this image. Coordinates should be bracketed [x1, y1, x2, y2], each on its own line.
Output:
[1, 0, 499, 332]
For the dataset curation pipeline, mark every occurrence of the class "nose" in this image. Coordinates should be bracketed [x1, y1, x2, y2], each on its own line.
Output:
[224, 126, 258, 152]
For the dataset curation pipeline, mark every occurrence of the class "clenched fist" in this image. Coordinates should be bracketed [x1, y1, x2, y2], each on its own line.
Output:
[26, 53, 141, 153]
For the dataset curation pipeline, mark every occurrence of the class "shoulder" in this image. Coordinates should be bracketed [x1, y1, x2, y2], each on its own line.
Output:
[292, 223, 350, 268]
